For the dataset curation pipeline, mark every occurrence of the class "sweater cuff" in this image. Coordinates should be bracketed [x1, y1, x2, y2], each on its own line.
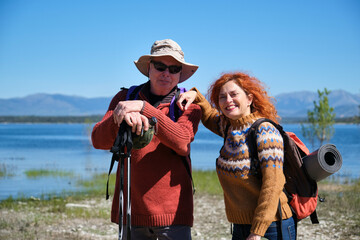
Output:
[190, 87, 206, 104]
[140, 100, 146, 114]
[250, 221, 270, 237]
[141, 101, 155, 119]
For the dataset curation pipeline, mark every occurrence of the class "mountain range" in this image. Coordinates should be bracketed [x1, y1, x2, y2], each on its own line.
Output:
[0, 90, 359, 118]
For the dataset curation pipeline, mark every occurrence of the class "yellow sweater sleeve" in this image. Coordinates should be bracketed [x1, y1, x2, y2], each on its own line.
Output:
[250, 122, 286, 235]
[190, 87, 226, 137]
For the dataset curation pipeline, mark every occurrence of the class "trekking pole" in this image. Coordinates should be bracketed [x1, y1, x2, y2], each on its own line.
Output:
[113, 122, 132, 240]
[126, 131, 132, 240]
[119, 148, 125, 240]
[114, 117, 157, 240]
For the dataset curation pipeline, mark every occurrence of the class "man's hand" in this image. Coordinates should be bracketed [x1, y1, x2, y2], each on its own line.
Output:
[177, 90, 197, 111]
[113, 100, 144, 126]
[123, 112, 149, 135]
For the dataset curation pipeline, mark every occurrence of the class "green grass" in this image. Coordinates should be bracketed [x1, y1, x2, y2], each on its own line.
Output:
[24, 169, 75, 178]
[77, 170, 224, 196]
[78, 170, 222, 195]
[193, 170, 223, 195]
[314, 178, 360, 237]
[75, 170, 224, 197]
[0, 164, 15, 178]
[76, 172, 115, 196]
[0, 191, 109, 220]
[0, 164, 6, 177]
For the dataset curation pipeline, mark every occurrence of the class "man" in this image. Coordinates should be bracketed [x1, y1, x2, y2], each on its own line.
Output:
[92, 39, 201, 239]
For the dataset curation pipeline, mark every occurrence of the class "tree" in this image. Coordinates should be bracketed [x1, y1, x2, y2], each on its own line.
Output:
[301, 88, 336, 148]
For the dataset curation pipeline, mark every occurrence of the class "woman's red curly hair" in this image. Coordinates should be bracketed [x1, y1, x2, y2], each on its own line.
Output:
[208, 72, 280, 123]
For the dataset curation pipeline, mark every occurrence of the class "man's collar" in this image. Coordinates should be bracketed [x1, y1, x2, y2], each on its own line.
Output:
[140, 81, 178, 107]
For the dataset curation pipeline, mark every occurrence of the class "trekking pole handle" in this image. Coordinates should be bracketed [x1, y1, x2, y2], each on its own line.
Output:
[149, 117, 157, 126]
[149, 117, 157, 135]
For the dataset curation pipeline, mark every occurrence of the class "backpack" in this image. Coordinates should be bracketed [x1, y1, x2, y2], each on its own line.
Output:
[246, 118, 320, 223]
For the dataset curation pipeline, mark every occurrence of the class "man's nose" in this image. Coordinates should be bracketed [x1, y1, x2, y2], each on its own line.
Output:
[161, 68, 170, 76]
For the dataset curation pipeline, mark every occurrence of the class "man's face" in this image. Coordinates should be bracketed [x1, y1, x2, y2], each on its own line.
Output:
[148, 56, 182, 96]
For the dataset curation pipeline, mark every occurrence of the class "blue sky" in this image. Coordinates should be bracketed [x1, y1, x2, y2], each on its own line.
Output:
[0, 0, 359, 99]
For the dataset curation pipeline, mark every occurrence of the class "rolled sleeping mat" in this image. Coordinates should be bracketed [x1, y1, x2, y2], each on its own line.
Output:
[302, 144, 342, 182]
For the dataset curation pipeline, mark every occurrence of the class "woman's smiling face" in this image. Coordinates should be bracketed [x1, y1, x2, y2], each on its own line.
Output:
[218, 80, 252, 120]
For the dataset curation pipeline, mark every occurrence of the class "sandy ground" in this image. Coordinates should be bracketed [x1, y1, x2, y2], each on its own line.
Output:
[0, 193, 359, 240]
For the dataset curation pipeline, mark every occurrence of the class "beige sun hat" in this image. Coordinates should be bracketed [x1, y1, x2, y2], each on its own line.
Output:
[134, 39, 199, 83]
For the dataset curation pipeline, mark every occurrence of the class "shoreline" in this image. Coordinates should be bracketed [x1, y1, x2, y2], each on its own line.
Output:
[1, 169, 359, 202]
[0, 174, 359, 239]
[1, 171, 359, 202]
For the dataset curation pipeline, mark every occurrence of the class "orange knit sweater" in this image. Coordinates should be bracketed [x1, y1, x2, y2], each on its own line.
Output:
[193, 89, 292, 236]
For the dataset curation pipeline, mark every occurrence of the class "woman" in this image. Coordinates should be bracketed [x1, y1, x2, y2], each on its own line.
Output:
[177, 72, 296, 240]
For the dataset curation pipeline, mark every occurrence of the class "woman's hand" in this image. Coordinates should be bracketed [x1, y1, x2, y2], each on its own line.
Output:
[177, 90, 197, 111]
[246, 233, 261, 240]
[113, 100, 144, 126]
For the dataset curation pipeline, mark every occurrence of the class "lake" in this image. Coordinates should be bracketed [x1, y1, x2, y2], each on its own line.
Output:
[0, 123, 359, 200]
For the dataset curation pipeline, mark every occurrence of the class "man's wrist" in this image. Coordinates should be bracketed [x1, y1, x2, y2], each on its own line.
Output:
[140, 100, 146, 114]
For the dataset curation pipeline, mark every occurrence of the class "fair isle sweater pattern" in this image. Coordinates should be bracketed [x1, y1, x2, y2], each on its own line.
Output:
[217, 121, 284, 177]
[217, 123, 252, 175]
[257, 124, 284, 169]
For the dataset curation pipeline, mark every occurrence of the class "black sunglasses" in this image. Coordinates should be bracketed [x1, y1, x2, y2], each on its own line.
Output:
[151, 61, 182, 74]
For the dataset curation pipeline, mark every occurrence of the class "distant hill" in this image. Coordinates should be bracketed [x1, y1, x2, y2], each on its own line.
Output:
[0, 90, 359, 118]
[0, 94, 111, 116]
[275, 90, 360, 118]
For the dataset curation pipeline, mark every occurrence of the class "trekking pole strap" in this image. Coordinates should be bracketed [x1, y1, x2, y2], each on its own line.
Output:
[106, 153, 118, 200]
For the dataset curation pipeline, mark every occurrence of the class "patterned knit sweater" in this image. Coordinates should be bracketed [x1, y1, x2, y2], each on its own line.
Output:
[192, 88, 292, 236]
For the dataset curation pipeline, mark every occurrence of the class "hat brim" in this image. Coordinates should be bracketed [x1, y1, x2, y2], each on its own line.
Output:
[134, 54, 198, 83]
